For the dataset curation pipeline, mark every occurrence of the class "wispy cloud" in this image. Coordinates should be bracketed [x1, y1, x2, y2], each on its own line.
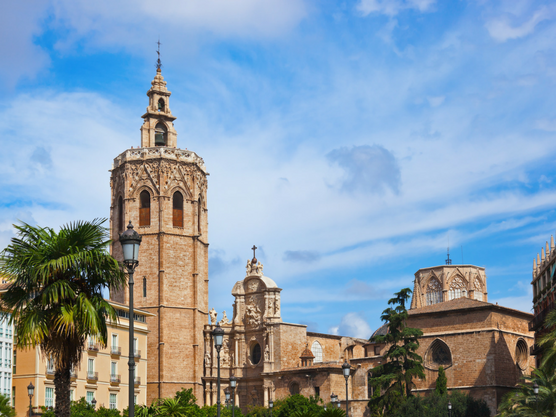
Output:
[283, 250, 321, 263]
[485, 6, 553, 42]
[357, 0, 435, 17]
[328, 312, 372, 339]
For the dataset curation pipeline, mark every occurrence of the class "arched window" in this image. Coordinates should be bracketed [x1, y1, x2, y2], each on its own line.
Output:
[139, 190, 151, 227]
[117, 196, 124, 233]
[250, 343, 261, 365]
[197, 197, 202, 234]
[157, 98, 165, 112]
[154, 123, 167, 146]
[449, 276, 467, 300]
[516, 339, 528, 370]
[473, 278, 483, 301]
[311, 341, 323, 363]
[426, 278, 442, 305]
[425, 339, 452, 369]
[173, 192, 183, 227]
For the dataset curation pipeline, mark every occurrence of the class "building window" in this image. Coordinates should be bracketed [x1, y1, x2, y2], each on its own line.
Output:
[449, 276, 467, 300]
[426, 278, 442, 305]
[45, 387, 54, 408]
[289, 382, 300, 395]
[315, 386, 320, 397]
[473, 278, 483, 301]
[516, 339, 528, 370]
[368, 371, 374, 398]
[134, 338, 138, 356]
[374, 345, 381, 356]
[154, 122, 167, 146]
[112, 334, 118, 350]
[87, 358, 94, 378]
[47, 356, 54, 373]
[311, 341, 323, 363]
[11, 387, 14, 407]
[250, 343, 262, 365]
[143, 277, 147, 298]
[111, 361, 117, 378]
[134, 395, 137, 405]
[425, 339, 452, 369]
[70, 390, 73, 402]
[110, 393, 117, 409]
[117, 196, 124, 233]
[86, 391, 94, 405]
[12, 349, 15, 374]
[173, 192, 184, 227]
[139, 190, 151, 227]
[157, 98, 165, 112]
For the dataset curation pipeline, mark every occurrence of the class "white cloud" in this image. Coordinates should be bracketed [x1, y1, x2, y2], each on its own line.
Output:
[357, 0, 435, 17]
[485, 7, 553, 42]
[328, 312, 372, 339]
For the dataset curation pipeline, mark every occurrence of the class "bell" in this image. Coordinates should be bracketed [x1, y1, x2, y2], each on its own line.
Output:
[155, 132, 165, 146]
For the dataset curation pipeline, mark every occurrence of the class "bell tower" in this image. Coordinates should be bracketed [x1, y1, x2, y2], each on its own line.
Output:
[109, 66, 209, 404]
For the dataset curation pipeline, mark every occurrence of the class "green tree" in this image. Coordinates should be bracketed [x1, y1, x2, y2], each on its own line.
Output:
[394, 392, 490, 417]
[368, 288, 425, 416]
[0, 220, 126, 417]
[0, 393, 15, 417]
[319, 408, 345, 417]
[434, 366, 447, 396]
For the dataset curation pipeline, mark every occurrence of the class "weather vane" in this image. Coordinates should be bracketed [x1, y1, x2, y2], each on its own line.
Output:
[156, 39, 162, 70]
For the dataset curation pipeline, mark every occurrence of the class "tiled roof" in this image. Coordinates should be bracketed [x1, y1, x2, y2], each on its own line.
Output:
[408, 297, 532, 317]
[300, 345, 315, 358]
[371, 323, 388, 339]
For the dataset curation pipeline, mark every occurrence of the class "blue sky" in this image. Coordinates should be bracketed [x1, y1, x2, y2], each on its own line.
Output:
[1, 0, 556, 338]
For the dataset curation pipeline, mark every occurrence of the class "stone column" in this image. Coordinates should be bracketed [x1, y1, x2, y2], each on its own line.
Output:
[263, 386, 268, 407]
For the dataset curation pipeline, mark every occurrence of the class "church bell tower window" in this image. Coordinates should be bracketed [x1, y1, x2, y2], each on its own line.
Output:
[157, 98, 165, 112]
[154, 123, 167, 146]
[117, 196, 124, 233]
[139, 190, 151, 227]
[173, 192, 183, 227]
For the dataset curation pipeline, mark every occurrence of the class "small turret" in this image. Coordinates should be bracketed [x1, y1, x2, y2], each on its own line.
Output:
[300, 344, 315, 367]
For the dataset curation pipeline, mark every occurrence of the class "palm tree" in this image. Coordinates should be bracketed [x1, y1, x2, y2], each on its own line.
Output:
[155, 398, 188, 417]
[0, 219, 126, 417]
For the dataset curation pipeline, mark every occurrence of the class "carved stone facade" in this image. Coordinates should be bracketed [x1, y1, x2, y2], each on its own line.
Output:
[109, 69, 208, 404]
[203, 256, 367, 411]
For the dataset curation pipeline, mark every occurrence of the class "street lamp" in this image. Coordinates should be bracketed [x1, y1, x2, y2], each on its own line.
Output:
[230, 374, 238, 417]
[27, 383, 34, 417]
[213, 324, 225, 417]
[269, 399, 273, 417]
[120, 221, 142, 417]
[92, 398, 97, 410]
[225, 387, 231, 409]
[342, 360, 351, 417]
[448, 400, 452, 417]
[534, 383, 539, 412]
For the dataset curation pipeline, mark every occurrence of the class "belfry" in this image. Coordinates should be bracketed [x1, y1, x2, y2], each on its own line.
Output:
[109, 65, 209, 404]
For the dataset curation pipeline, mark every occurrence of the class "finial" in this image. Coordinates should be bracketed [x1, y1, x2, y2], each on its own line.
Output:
[251, 245, 258, 264]
[156, 39, 162, 71]
[446, 247, 452, 265]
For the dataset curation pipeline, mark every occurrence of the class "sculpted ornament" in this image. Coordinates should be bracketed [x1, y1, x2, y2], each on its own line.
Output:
[209, 308, 217, 325]
[246, 259, 264, 276]
[245, 296, 262, 328]
[204, 352, 211, 367]
[219, 311, 230, 326]
[264, 344, 270, 362]
[248, 280, 259, 293]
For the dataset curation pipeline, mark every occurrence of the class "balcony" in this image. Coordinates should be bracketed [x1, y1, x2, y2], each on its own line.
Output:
[46, 368, 55, 379]
[530, 301, 555, 331]
[86, 372, 98, 382]
[134, 350, 141, 359]
[111, 346, 121, 356]
[110, 374, 121, 385]
[87, 343, 99, 352]
[134, 377, 141, 386]
[70, 370, 77, 380]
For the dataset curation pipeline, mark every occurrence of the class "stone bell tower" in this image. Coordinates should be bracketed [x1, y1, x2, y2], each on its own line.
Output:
[109, 66, 209, 404]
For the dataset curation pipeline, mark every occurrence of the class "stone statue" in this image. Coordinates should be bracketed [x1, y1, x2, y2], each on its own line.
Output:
[264, 344, 270, 361]
[219, 311, 230, 326]
[209, 308, 217, 325]
[245, 297, 262, 327]
[274, 298, 280, 315]
[267, 298, 273, 315]
[204, 352, 211, 367]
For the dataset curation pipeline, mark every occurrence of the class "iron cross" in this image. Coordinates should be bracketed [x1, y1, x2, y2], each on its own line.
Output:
[251, 245, 257, 258]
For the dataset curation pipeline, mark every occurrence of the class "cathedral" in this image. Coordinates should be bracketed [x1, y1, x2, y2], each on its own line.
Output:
[108, 68, 535, 415]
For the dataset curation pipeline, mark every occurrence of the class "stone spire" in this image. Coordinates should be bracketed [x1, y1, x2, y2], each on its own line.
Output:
[547, 241, 550, 258]
[551, 235, 554, 251]
[140, 65, 178, 148]
[542, 247, 545, 263]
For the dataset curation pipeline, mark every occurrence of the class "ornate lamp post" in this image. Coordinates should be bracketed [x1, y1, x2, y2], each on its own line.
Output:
[213, 324, 225, 417]
[342, 360, 351, 417]
[269, 399, 273, 417]
[230, 374, 238, 417]
[27, 382, 34, 417]
[120, 221, 142, 417]
[225, 387, 231, 409]
[534, 383, 539, 412]
[92, 398, 97, 410]
[448, 400, 452, 417]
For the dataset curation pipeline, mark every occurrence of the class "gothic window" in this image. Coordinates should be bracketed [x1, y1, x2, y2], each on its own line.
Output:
[143, 277, 147, 298]
[516, 339, 528, 370]
[197, 197, 202, 234]
[426, 278, 442, 305]
[157, 98, 165, 112]
[367, 371, 374, 398]
[449, 276, 467, 300]
[250, 343, 261, 365]
[289, 382, 300, 395]
[311, 341, 323, 363]
[473, 278, 483, 301]
[425, 339, 452, 369]
[154, 123, 167, 146]
[117, 196, 124, 233]
[173, 192, 183, 227]
[139, 190, 151, 227]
